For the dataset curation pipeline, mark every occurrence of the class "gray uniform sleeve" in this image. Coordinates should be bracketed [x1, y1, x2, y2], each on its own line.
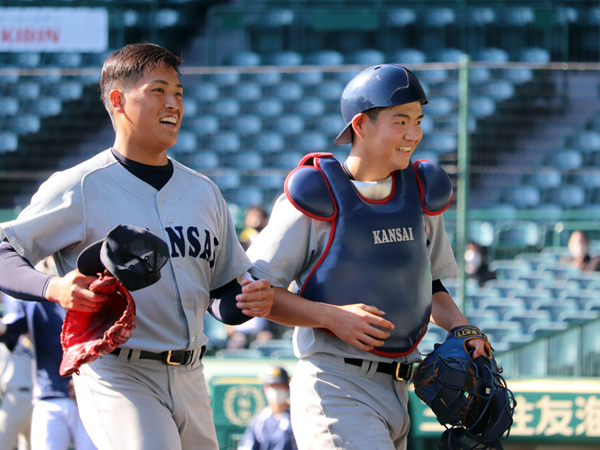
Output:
[0, 171, 85, 266]
[209, 187, 252, 290]
[426, 213, 457, 280]
[247, 194, 319, 289]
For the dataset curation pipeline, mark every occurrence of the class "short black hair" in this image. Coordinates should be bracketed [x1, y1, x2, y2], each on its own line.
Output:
[100, 43, 183, 127]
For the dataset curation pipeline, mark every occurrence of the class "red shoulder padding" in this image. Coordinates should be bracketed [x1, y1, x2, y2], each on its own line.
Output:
[413, 160, 453, 215]
[284, 153, 337, 221]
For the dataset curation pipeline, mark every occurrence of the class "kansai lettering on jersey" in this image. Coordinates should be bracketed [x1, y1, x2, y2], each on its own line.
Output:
[164, 226, 219, 267]
[373, 227, 414, 245]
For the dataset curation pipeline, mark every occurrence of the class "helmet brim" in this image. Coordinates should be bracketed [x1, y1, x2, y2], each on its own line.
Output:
[333, 124, 352, 145]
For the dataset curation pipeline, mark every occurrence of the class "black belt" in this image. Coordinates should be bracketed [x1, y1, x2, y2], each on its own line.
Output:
[345, 358, 414, 381]
[111, 346, 206, 366]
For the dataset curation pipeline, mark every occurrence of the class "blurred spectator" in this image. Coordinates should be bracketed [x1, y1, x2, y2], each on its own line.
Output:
[0, 293, 34, 450]
[566, 230, 600, 271]
[0, 257, 96, 450]
[238, 366, 297, 450]
[240, 206, 269, 250]
[464, 241, 496, 287]
[226, 318, 273, 350]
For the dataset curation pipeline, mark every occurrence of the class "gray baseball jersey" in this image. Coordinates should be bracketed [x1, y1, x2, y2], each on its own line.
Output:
[1, 149, 251, 353]
[247, 176, 457, 364]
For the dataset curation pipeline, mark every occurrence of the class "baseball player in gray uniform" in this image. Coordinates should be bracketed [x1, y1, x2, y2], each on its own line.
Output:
[246, 65, 486, 450]
[0, 43, 274, 450]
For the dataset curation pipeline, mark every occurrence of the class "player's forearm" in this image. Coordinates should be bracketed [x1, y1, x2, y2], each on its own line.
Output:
[430, 291, 471, 331]
[266, 287, 333, 328]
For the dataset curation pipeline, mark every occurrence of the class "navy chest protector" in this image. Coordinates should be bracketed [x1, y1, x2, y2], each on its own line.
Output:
[285, 153, 453, 356]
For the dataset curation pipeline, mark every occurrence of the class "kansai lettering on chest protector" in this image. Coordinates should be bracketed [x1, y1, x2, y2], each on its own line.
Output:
[285, 153, 452, 356]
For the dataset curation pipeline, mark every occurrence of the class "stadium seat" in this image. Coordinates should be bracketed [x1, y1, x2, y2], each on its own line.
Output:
[224, 151, 263, 170]
[497, 7, 535, 26]
[466, 287, 502, 309]
[21, 98, 62, 117]
[547, 185, 586, 209]
[516, 270, 553, 288]
[155, 9, 182, 28]
[228, 114, 262, 135]
[385, 8, 417, 27]
[563, 292, 600, 310]
[184, 115, 219, 135]
[244, 71, 283, 86]
[210, 171, 241, 190]
[420, 8, 455, 27]
[424, 97, 454, 117]
[535, 279, 581, 299]
[475, 80, 514, 101]
[465, 309, 499, 328]
[293, 132, 328, 153]
[469, 96, 496, 118]
[224, 51, 261, 66]
[186, 83, 219, 102]
[268, 115, 304, 135]
[548, 149, 583, 170]
[488, 259, 531, 279]
[304, 50, 344, 66]
[263, 51, 302, 66]
[505, 309, 553, 333]
[575, 169, 600, 189]
[204, 99, 240, 117]
[416, 69, 450, 84]
[169, 131, 197, 154]
[5, 52, 41, 68]
[479, 321, 526, 345]
[565, 271, 600, 289]
[418, 133, 457, 153]
[249, 174, 286, 190]
[289, 98, 326, 117]
[308, 81, 344, 101]
[209, 72, 241, 86]
[387, 49, 426, 65]
[428, 48, 465, 63]
[315, 114, 345, 135]
[247, 132, 285, 153]
[344, 49, 385, 65]
[287, 71, 323, 86]
[12, 82, 41, 100]
[182, 99, 198, 117]
[502, 186, 540, 208]
[526, 168, 562, 189]
[508, 288, 553, 308]
[572, 131, 600, 153]
[473, 47, 509, 63]
[529, 321, 569, 339]
[179, 151, 219, 171]
[484, 279, 529, 297]
[0, 132, 18, 153]
[45, 52, 83, 68]
[517, 47, 551, 63]
[7, 115, 41, 135]
[246, 98, 284, 117]
[267, 151, 306, 170]
[504, 68, 533, 85]
[228, 187, 264, 208]
[532, 297, 580, 321]
[480, 297, 526, 321]
[266, 82, 303, 100]
[206, 133, 241, 153]
[466, 7, 495, 26]
[228, 83, 262, 102]
[0, 98, 18, 116]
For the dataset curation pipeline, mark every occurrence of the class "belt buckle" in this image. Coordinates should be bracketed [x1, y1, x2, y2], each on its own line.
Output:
[165, 351, 181, 366]
[394, 362, 413, 381]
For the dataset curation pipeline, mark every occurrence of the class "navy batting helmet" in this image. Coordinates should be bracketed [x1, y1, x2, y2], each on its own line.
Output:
[334, 64, 428, 145]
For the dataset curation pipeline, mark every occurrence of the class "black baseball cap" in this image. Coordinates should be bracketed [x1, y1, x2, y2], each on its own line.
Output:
[77, 224, 170, 291]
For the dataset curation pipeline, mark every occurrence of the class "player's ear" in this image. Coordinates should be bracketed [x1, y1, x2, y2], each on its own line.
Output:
[351, 112, 368, 139]
[110, 89, 126, 112]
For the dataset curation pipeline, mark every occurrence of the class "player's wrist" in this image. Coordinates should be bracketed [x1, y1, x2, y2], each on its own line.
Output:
[0, 322, 6, 335]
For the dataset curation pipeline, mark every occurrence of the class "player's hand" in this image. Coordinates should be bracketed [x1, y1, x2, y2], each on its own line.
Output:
[236, 278, 274, 318]
[466, 337, 487, 359]
[326, 304, 394, 352]
[45, 269, 108, 312]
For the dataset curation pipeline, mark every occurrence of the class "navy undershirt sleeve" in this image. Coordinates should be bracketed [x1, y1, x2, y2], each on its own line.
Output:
[0, 317, 29, 351]
[0, 240, 52, 302]
[432, 279, 449, 295]
[208, 278, 252, 325]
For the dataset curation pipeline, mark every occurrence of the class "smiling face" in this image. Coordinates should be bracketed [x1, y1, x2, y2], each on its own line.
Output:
[111, 65, 183, 164]
[348, 101, 424, 181]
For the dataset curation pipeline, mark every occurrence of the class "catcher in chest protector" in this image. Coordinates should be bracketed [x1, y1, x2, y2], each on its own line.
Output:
[0, 43, 274, 450]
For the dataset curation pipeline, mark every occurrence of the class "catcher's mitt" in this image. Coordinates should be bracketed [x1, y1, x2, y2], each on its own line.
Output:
[59, 271, 136, 376]
[413, 325, 516, 450]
